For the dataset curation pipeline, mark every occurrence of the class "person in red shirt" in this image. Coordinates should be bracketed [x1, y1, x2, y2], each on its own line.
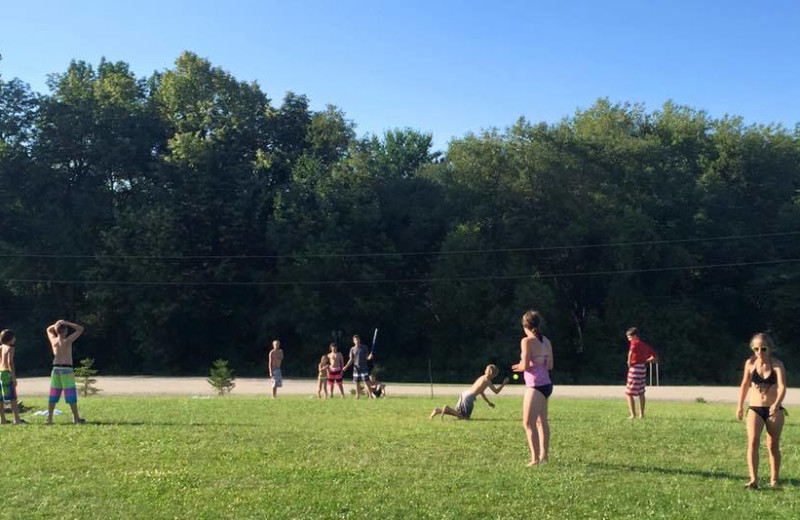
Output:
[625, 327, 658, 419]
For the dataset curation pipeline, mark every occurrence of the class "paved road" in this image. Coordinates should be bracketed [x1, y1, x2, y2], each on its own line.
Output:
[15, 376, 800, 404]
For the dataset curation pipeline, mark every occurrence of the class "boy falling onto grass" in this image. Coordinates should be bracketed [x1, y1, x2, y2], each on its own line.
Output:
[430, 364, 509, 420]
[625, 327, 658, 419]
[0, 329, 24, 424]
[46, 319, 85, 424]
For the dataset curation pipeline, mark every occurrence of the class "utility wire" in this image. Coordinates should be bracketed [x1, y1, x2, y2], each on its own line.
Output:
[0, 230, 798, 261]
[4, 257, 799, 287]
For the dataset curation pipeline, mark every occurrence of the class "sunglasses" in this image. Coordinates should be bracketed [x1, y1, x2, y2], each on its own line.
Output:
[751, 347, 770, 353]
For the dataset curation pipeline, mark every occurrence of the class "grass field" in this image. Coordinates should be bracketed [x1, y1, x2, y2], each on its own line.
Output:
[2, 395, 798, 519]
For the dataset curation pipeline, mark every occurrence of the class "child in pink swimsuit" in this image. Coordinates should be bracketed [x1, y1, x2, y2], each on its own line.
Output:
[524, 354, 553, 398]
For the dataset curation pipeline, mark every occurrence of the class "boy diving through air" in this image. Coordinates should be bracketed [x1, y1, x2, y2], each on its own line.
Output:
[429, 364, 509, 419]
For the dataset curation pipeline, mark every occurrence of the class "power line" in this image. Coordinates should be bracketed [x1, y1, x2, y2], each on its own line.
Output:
[0, 230, 798, 261]
[4, 257, 799, 287]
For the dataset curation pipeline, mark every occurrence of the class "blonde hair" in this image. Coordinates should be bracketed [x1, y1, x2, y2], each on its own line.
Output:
[750, 332, 775, 350]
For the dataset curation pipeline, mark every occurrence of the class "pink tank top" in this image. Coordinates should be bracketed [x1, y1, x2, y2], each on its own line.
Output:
[523, 339, 552, 387]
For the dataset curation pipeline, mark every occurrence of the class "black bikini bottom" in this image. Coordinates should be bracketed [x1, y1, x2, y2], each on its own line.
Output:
[533, 384, 553, 399]
[749, 406, 786, 422]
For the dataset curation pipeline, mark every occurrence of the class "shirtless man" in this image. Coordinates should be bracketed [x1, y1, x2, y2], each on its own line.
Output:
[430, 364, 509, 419]
[326, 343, 345, 398]
[268, 340, 284, 399]
[46, 319, 85, 424]
[0, 329, 24, 424]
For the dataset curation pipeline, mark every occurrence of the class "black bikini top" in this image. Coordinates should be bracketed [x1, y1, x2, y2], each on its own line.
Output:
[751, 367, 776, 389]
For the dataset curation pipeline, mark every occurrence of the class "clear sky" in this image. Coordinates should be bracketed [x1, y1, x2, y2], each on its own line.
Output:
[2, 1, 799, 149]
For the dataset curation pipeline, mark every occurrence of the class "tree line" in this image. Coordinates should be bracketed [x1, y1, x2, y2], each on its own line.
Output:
[1, 52, 799, 384]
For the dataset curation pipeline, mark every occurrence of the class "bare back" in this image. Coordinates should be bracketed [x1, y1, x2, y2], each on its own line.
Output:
[468, 375, 491, 395]
[522, 335, 553, 369]
[0, 345, 13, 371]
[50, 337, 75, 366]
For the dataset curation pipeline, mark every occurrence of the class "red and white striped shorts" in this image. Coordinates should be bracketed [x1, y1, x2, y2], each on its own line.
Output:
[625, 363, 647, 396]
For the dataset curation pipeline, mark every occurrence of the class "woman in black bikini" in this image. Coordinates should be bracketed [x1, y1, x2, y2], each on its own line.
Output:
[736, 333, 787, 489]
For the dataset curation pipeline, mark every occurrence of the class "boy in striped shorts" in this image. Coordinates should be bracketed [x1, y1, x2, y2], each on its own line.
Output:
[46, 320, 85, 424]
[625, 327, 658, 419]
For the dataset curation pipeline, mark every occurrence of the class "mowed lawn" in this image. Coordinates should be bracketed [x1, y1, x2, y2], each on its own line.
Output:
[2, 394, 798, 519]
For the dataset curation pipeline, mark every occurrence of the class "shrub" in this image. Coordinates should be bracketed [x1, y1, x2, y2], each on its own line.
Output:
[74, 358, 101, 397]
[207, 359, 236, 395]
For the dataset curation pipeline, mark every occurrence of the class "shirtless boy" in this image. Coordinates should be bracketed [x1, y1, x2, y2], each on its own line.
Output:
[46, 319, 85, 424]
[268, 340, 284, 399]
[0, 330, 24, 424]
[327, 343, 345, 398]
[430, 364, 509, 419]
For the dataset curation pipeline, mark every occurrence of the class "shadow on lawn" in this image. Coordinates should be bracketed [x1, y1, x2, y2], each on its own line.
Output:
[588, 461, 800, 487]
[86, 420, 265, 428]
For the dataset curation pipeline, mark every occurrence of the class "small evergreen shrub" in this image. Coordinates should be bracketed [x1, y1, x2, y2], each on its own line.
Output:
[74, 358, 101, 397]
[207, 359, 236, 395]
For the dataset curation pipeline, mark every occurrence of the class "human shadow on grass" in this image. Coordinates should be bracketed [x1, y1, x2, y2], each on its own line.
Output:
[588, 461, 800, 487]
[75, 420, 266, 428]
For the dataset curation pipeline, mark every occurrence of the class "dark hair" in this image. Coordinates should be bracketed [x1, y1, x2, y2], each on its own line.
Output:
[353, 334, 360, 340]
[0, 329, 15, 345]
[522, 310, 542, 340]
[329, 342, 338, 351]
[56, 324, 69, 335]
[626, 327, 640, 337]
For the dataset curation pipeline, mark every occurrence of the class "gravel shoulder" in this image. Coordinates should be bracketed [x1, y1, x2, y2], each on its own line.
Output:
[15, 376, 799, 404]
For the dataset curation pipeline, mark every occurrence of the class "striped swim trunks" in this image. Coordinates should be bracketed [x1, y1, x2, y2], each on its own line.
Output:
[271, 368, 283, 388]
[50, 366, 78, 404]
[352, 368, 370, 383]
[0, 370, 16, 402]
[625, 363, 647, 396]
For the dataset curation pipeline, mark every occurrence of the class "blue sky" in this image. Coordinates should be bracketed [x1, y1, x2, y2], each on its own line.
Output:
[2, 1, 799, 149]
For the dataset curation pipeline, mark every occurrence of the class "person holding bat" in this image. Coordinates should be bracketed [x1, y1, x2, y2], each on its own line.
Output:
[342, 335, 373, 399]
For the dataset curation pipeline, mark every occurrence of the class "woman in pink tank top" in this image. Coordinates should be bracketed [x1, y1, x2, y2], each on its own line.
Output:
[511, 310, 553, 466]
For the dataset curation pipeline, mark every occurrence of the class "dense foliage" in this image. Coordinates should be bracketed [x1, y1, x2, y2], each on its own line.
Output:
[2, 53, 799, 383]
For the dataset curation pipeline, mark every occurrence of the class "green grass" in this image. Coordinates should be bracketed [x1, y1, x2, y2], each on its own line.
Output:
[2, 396, 798, 519]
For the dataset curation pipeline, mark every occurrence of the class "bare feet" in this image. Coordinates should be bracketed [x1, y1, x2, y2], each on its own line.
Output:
[429, 408, 442, 419]
[628, 415, 635, 420]
[744, 480, 758, 490]
[770, 480, 780, 489]
[526, 460, 539, 467]
[538, 457, 549, 464]
[74, 418, 86, 425]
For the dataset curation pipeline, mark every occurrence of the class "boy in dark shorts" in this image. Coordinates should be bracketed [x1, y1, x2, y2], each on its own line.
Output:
[429, 364, 508, 419]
